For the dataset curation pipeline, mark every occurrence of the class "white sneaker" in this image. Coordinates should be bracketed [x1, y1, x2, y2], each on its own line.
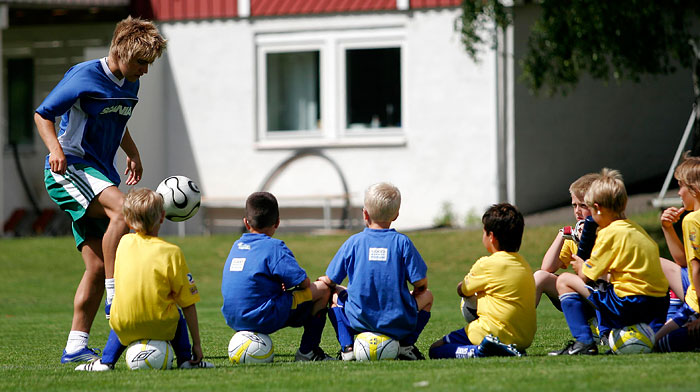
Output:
[179, 360, 215, 369]
[75, 359, 113, 371]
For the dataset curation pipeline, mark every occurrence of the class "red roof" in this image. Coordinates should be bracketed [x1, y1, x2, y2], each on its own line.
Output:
[252, 0, 395, 16]
[134, 0, 461, 21]
[145, 0, 238, 20]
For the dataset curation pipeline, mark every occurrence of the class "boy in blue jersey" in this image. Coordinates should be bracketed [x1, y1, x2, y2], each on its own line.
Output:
[550, 169, 669, 356]
[429, 203, 536, 359]
[34, 16, 166, 363]
[319, 182, 433, 361]
[221, 192, 334, 361]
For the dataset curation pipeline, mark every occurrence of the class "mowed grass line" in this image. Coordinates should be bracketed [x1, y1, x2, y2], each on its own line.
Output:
[0, 210, 696, 391]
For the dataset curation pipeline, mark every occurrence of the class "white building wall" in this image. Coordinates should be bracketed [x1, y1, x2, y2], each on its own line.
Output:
[154, 8, 498, 231]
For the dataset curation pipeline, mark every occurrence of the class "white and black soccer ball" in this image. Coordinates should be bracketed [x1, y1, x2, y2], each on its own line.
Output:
[125, 339, 174, 370]
[608, 323, 655, 354]
[460, 295, 478, 323]
[228, 331, 274, 364]
[353, 332, 399, 361]
[156, 175, 201, 222]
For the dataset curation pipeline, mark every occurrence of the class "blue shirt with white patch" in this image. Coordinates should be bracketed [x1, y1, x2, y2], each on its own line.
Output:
[326, 228, 428, 340]
[36, 58, 139, 185]
[221, 233, 308, 334]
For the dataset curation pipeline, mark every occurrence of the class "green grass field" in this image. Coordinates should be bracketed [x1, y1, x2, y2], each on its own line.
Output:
[1, 210, 697, 391]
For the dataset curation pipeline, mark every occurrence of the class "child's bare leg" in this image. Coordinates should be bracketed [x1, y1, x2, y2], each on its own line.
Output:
[71, 239, 105, 333]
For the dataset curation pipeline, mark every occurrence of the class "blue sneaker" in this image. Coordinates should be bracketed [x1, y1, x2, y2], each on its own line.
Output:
[61, 347, 101, 363]
[105, 299, 111, 320]
[477, 335, 523, 357]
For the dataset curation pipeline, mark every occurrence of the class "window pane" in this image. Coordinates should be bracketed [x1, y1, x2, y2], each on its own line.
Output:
[7, 58, 34, 145]
[266, 51, 320, 132]
[346, 48, 401, 129]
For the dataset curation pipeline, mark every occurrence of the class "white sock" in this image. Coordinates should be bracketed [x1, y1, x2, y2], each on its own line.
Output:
[65, 331, 89, 353]
[105, 278, 115, 305]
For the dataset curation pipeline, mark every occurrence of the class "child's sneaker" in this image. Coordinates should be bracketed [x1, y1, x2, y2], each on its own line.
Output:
[295, 347, 335, 361]
[179, 360, 215, 369]
[74, 359, 113, 371]
[61, 347, 101, 363]
[548, 340, 598, 356]
[477, 335, 523, 357]
[337, 345, 354, 361]
[397, 345, 425, 360]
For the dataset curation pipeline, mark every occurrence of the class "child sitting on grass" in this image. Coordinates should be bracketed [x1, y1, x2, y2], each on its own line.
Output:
[656, 154, 700, 351]
[221, 192, 333, 361]
[534, 173, 599, 310]
[429, 203, 536, 358]
[76, 188, 213, 370]
[319, 182, 433, 360]
[550, 168, 668, 356]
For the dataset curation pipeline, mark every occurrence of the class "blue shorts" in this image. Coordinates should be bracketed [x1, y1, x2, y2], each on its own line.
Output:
[588, 282, 668, 332]
[442, 327, 474, 346]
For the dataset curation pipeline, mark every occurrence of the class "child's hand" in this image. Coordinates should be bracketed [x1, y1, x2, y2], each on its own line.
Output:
[570, 254, 585, 274]
[660, 207, 685, 229]
[190, 343, 204, 364]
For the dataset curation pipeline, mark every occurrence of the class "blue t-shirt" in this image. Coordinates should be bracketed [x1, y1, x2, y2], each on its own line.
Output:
[326, 228, 428, 340]
[221, 233, 308, 334]
[36, 58, 140, 185]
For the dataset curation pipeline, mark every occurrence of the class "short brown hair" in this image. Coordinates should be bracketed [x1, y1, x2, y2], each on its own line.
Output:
[584, 168, 627, 214]
[109, 16, 166, 63]
[123, 188, 164, 233]
[674, 151, 700, 195]
[569, 173, 601, 201]
[245, 192, 279, 230]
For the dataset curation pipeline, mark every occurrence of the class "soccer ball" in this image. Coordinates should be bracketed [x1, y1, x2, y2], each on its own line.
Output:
[228, 331, 274, 364]
[460, 295, 478, 323]
[156, 175, 201, 222]
[353, 332, 399, 361]
[125, 339, 174, 370]
[608, 323, 655, 354]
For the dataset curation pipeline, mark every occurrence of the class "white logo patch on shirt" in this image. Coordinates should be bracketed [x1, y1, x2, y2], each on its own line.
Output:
[368, 248, 388, 262]
[230, 258, 246, 271]
[237, 242, 251, 250]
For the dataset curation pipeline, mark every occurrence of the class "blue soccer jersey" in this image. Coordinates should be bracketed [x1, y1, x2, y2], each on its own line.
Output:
[326, 228, 428, 340]
[221, 233, 308, 334]
[36, 58, 139, 185]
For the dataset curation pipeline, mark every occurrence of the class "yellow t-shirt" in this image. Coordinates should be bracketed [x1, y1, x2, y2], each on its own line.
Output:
[461, 251, 536, 350]
[559, 239, 578, 268]
[583, 219, 668, 298]
[682, 210, 700, 312]
[109, 233, 200, 345]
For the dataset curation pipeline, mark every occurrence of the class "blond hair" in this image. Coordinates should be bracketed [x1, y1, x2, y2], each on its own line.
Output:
[364, 182, 401, 222]
[109, 16, 166, 63]
[584, 168, 627, 214]
[569, 173, 601, 201]
[123, 188, 164, 233]
[674, 151, 700, 195]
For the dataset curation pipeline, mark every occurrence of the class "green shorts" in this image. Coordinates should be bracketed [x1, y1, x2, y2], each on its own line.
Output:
[44, 164, 114, 249]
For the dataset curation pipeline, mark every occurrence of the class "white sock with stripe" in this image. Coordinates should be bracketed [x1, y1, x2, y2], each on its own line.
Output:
[65, 331, 89, 353]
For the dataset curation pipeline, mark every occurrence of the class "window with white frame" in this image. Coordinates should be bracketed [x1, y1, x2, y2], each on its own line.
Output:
[255, 27, 405, 148]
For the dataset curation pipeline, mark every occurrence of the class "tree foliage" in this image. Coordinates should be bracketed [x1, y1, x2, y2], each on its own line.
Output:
[459, 0, 700, 96]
